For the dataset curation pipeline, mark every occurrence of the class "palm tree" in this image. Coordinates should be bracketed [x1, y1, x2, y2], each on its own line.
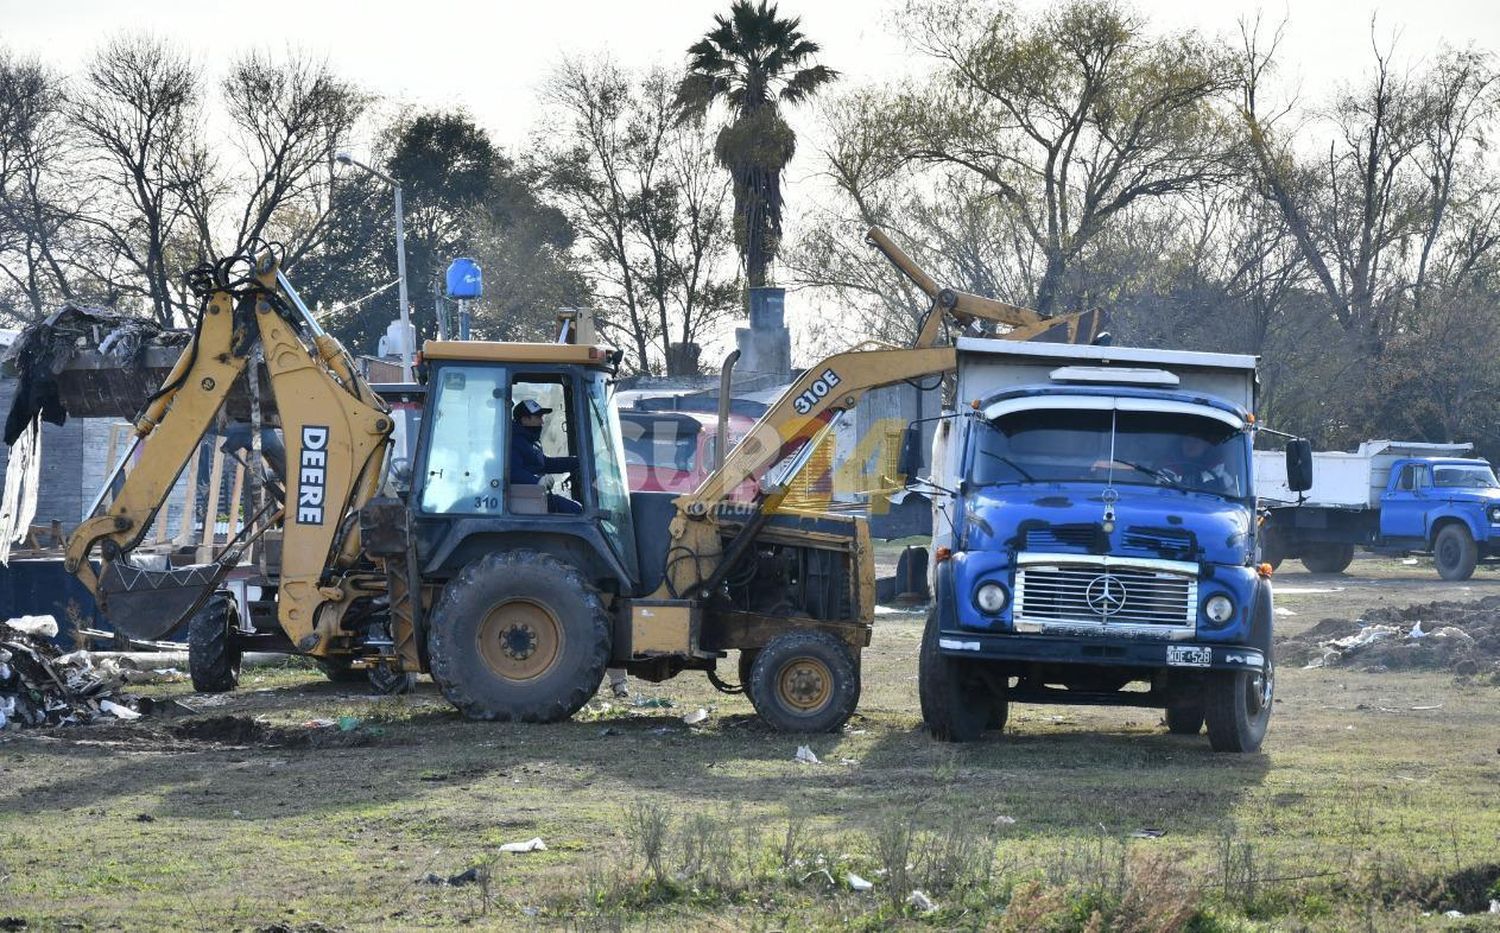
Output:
[676, 0, 837, 288]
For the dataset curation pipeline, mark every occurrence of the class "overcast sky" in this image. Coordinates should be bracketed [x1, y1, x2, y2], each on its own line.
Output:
[5, 0, 1497, 156]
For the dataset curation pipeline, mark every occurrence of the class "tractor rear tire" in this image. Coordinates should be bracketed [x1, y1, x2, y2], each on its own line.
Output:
[1164, 704, 1205, 735]
[1434, 524, 1478, 581]
[918, 609, 992, 743]
[1301, 543, 1354, 575]
[427, 550, 610, 722]
[188, 593, 241, 694]
[316, 660, 368, 684]
[746, 631, 860, 733]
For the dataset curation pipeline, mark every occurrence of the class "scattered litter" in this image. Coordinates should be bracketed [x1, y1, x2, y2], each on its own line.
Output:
[337, 716, 361, 732]
[682, 707, 709, 725]
[993, 815, 1017, 826]
[1402, 558, 1419, 565]
[802, 868, 836, 886]
[598, 726, 621, 737]
[1445, 909, 1463, 918]
[847, 872, 873, 892]
[1490, 899, 1499, 914]
[420, 867, 482, 887]
[907, 889, 937, 913]
[522, 906, 541, 917]
[1, 618, 154, 728]
[303, 718, 337, 729]
[795, 745, 820, 765]
[1275, 607, 1297, 617]
[4, 615, 58, 638]
[99, 699, 141, 720]
[633, 696, 674, 709]
[1279, 597, 1500, 675]
[1410, 704, 1444, 711]
[839, 757, 858, 765]
[1129, 828, 1166, 839]
[499, 837, 547, 854]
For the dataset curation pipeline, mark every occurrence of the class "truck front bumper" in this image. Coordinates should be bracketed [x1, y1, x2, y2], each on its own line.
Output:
[936, 631, 1267, 672]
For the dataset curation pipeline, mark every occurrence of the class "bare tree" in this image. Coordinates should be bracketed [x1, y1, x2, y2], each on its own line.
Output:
[0, 51, 79, 319]
[541, 57, 739, 374]
[220, 51, 369, 263]
[68, 35, 208, 325]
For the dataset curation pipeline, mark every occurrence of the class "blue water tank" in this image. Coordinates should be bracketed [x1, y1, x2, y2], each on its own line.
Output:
[445, 257, 482, 300]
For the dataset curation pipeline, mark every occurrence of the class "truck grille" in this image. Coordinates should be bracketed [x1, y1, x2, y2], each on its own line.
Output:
[1014, 554, 1197, 633]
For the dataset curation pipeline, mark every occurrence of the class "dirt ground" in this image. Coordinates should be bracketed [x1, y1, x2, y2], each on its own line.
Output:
[1, 554, 1498, 930]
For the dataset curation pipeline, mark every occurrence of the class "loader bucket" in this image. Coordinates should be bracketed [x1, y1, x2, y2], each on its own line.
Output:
[97, 559, 225, 640]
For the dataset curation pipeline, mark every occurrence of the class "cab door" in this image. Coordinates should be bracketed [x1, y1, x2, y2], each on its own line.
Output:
[1381, 462, 1430, 541]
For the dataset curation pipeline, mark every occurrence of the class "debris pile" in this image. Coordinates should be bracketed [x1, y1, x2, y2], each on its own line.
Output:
[0, 615, 152, 728]
[1280, 597, 1500, 675]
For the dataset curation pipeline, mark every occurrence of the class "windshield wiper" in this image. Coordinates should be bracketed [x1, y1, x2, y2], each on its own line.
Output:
[1111, 458, 1190, 493]
[976, 451, 1035, 482]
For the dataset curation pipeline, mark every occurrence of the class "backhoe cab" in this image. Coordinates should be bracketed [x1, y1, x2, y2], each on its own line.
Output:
[67, 230, 1101, 732]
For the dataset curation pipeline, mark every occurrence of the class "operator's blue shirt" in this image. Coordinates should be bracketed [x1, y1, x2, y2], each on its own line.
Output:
[510, 422, 578, 484]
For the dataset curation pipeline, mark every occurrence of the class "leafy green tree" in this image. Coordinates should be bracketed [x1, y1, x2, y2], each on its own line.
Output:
[676, 0, 837, 288]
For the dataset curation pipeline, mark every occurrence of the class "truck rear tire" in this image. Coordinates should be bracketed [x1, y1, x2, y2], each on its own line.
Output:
[1301, 544, 1354, 574]
[427, 550, 610, 722]
[1434, 524, 1478, 581]
[918, 610, 992, 742]
[746, 631, 860, 733]
[1164, 704, 1204, 735]
[188, 593, 241, 694]
[1204, 658, 1273, 753]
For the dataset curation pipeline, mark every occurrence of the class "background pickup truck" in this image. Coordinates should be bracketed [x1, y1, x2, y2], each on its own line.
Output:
[1255, 440, 1500, 580]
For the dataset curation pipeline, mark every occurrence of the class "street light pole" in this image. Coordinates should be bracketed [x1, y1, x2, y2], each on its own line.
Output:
[334, 150, 413, 381]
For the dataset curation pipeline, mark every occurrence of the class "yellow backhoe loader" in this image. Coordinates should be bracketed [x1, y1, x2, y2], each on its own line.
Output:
[64, 231, 1102, 731]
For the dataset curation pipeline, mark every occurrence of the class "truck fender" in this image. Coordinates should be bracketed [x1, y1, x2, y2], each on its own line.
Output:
[1426, 511, 1483, 549]
[1249, 578, 1274, 653]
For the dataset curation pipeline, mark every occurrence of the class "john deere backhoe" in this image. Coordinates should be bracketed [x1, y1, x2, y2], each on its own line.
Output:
[64, 231, 1101, 731]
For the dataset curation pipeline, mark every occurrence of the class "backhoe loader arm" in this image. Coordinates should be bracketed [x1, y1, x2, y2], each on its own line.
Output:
[654, 227, 1104, 600]
[65, 256, 392, 654]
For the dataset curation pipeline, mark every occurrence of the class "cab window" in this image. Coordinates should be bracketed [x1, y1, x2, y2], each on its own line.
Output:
[418, 365, 508, 514]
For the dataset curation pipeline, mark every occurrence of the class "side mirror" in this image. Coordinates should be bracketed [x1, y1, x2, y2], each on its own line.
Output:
[1286, 439, 1314, 493]
[897, 422, 926, 479]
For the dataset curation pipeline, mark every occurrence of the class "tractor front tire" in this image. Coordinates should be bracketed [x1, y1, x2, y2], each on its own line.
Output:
[188, 593, 241, 694]
[918, 610, 993, 743]
[746, 631, 860, 733]
[427, 551, 610, 722]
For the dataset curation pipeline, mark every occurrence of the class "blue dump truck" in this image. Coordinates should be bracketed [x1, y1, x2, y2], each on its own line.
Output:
[1256, 440, 1500, 580]
[916, 339, 1308, 752]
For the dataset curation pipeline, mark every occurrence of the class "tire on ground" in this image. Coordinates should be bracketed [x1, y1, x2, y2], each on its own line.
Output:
[1164, 704, 1204, 735]
[427, 550, 610, 722]
[1204, 652, 1273, 753]
[918, 609, 993, 742]
[1434, 523, 1478, 581]
[1301, 543, 1354, 574]
[316, 660, 368, 684]
[188, 593, 241, 694]
[746, 630, 860, 733]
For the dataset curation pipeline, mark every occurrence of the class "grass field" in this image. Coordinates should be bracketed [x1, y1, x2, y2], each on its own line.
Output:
[2, 559, 1499, 930]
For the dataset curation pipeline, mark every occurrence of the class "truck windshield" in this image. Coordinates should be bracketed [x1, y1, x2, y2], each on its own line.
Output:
[1433, 464, 1499, 488]
[971, 408, 1250, 498]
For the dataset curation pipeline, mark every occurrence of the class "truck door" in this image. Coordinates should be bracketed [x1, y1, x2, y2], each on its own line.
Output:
[1381, 462, 1430, 540]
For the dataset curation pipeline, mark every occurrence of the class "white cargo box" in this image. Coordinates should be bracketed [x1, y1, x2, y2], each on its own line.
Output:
[1254, 440, 1474, 508]
[954, 339, 1258, 413]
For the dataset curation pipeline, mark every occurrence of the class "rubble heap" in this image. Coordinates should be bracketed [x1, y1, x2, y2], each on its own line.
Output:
[1279, 596, 1500, 676]
[0, 616, 155, 729]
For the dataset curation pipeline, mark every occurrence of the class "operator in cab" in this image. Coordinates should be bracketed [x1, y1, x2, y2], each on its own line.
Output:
[510, 399, 583, 514]
[1159, 432, 1236, 495]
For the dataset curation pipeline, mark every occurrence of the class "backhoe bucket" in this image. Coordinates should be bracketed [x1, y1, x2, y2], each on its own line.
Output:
[97, 560, 225, 640]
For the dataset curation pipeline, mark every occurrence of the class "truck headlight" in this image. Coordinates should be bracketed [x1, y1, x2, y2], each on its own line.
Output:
[974, 582, 1009, 614]
[1488, 506, 1500, 523]
[1204, 594, 1235, 624]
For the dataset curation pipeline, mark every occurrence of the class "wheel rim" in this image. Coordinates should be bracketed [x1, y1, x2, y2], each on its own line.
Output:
[1438, 539, 1457, 568]
[776, 657, 833, 713]
[476, 599, 564, 682]
[1247, 662, 1273, 717]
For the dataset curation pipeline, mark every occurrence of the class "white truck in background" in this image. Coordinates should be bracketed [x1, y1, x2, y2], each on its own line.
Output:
[1255, 440, 1500, 579]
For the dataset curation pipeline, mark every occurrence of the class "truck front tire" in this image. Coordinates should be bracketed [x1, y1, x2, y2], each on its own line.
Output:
[745, 631, 860, 733]
[1434, 524, 1478, 581]
[427, 550, 610, 722]
[1204, 657, 1273, 753]
[918, 610, 996, 742]
[1301, 543, 1354, 574]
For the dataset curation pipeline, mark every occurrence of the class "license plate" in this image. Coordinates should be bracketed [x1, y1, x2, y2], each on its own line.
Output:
[1167, 646, 1212, 667]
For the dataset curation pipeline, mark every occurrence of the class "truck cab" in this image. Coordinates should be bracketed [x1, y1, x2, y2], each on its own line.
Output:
[920, 340, 1277, 752]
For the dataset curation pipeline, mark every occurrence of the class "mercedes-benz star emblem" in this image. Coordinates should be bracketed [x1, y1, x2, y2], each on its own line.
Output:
[1085, 573, 1128, 617]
